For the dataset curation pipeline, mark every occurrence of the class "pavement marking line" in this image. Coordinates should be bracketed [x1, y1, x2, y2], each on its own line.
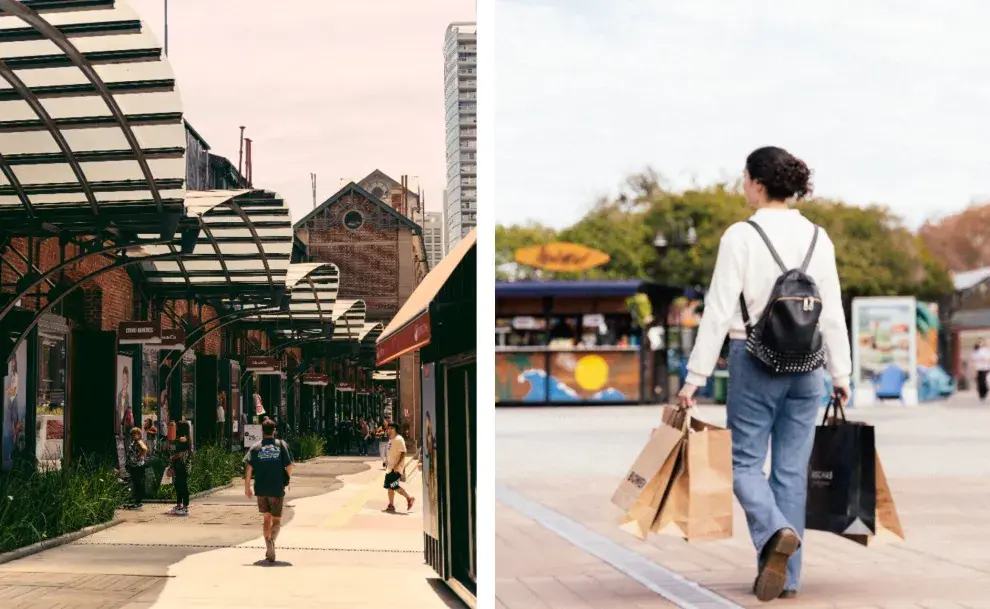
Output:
[321, 471, 389, 528]
[497, 484, 744, 609]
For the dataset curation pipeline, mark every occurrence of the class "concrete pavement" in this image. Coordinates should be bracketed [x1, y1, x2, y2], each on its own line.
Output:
[0, 456, 461, 608]
[497, 393, 990, 608]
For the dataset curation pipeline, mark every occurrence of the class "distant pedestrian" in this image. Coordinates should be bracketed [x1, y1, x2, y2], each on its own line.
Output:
[383, 423, 414, 512]
[678, 146, 851, 601]
[376, 421, 388, 469]
[124, 427, 148, 509]
[168, 432, 191, 515]
[244, 419, 293, 563]
[972, 341, 990, 401]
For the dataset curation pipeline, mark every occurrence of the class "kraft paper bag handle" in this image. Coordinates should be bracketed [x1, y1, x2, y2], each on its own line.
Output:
[665, 404, 691, 431]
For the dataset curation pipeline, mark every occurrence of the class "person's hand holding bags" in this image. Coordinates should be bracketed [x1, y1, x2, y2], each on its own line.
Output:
[677, 383, 698, 409]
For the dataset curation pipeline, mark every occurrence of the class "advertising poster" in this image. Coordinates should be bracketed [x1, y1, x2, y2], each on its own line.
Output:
[116, 354, 134, 470]
[230, 361, 241, 450]
[141, 347, 160, 454]
[421, 363, 440, 540]
[3, 342, 27, 470]
[852, 297, 918, 406]
[243, 423, 262, 448]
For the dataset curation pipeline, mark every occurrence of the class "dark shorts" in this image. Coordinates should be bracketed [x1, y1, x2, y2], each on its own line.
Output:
[384, 471, 402, 490]
[257, 496, 285, 517]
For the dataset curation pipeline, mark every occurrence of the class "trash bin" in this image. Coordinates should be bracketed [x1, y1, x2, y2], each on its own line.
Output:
[713, 370, 729, 404]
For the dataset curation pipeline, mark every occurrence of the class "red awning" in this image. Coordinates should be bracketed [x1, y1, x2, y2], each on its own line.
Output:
[376, 229, 476, 366]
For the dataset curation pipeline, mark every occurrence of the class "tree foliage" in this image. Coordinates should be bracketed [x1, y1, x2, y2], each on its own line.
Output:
[495, 169, 954, 300]
[918, 203, 990, 272]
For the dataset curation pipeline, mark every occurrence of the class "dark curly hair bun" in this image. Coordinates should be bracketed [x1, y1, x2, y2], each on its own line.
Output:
[745, 146, 813, 201]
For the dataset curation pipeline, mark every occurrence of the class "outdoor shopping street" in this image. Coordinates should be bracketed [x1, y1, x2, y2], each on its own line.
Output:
[0, 457, 462, 609]
[496, 393, 990, 608]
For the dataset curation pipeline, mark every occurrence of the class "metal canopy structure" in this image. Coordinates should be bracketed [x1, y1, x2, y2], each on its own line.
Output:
[138, 189, 292, 304]
[0, 0, 186, 238]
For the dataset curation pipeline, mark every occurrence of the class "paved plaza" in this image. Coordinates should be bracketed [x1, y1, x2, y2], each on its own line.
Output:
[496, 393, 990, 608]
[0, 457, 459, 609]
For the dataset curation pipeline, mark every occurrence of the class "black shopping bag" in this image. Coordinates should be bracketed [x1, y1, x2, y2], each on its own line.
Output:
[805, 397, 877, 536]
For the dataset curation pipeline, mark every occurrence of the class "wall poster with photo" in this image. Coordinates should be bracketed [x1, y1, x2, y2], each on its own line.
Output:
[3, 342, 27, 471]
[116, 353, 135, 471]
[421, 362, 440, 541]
[141, 347, 161, 455]
[36, 315, 69, 468]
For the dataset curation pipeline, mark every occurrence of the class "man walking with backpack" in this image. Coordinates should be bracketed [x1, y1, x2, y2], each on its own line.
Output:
[677, 147, 851, 601]
[244, 419, 293, 563]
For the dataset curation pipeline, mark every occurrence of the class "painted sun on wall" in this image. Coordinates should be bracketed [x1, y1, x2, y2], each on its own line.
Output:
[495, 351, 639, 403]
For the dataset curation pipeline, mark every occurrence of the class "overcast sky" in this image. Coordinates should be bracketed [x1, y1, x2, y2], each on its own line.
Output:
[495, 0, 990, 229]
[132, 0, 475, 221]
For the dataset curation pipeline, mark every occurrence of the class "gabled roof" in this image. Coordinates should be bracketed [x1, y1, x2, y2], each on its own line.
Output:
[359, 169, 420, 200]
[292, 181, 421, 234]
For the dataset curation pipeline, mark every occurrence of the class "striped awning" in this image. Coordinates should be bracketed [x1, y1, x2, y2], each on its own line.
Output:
[244, 262, 339, 327]
[138, 189, 292, 303]
[0, 0, 186, 235]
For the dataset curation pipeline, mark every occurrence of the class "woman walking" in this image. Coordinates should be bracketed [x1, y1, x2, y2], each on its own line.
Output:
[678, 147, 851, 601]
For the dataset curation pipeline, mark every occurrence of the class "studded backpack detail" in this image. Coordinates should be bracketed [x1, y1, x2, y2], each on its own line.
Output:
[739, 220, 827, 374]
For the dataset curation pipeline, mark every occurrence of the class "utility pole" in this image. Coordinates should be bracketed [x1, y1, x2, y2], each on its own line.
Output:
[163, 0, 169, 56]
[310, 173, 317, 208]
[237, 126, 246, 181]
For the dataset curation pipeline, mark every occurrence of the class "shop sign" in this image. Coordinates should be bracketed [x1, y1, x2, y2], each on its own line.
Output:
[117, 321, 160, 345]
[513, 242, 610, 272]
[376, 312, 431, 365]
[243, 424, 262, 447]
[302, 373, 329, 386]
[158, 328, 186, 350]
[246, 356, 280, 375]
[336, 382, 355, 392]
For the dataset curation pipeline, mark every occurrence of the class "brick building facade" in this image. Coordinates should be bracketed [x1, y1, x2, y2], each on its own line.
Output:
[294, 179, 428, 447]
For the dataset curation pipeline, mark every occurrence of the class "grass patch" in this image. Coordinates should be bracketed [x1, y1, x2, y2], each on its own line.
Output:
[0, 460, 127, 553]
[288, 432, 326, 462]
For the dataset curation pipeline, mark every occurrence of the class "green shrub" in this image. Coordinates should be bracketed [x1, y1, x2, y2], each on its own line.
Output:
[287, 432, 325, 462]
[155, 443, 244, 501]
[0, 459, 127, 553]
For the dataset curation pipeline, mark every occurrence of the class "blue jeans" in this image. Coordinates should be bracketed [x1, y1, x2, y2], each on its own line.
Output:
[726, 339, 823, 591]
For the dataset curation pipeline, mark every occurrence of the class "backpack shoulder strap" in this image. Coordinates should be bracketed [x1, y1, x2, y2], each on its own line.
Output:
[800, 225, 820, 273]
[746, 220, 788, 273]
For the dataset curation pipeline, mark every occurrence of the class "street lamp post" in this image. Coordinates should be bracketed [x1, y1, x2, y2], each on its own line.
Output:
[652, 219, 697, 401]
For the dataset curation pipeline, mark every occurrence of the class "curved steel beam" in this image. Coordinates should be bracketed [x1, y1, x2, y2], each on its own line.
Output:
[4, 252, 179, 364]
[307, 277, 326, 325]
[228, 200, 274, 292]
[0, 0, 165, 212]
[158, 304, 281, 385]
[0, 57, 99, 215]
[196, 215, 233, 290]
[0, 237, 175, 324]
[0, 152, 33, 218]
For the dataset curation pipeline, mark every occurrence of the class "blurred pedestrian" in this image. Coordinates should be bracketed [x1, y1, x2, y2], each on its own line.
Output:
[244, 419, 293, 563]
[972, 341, 990, 401]
[677, 146, 851, 601]
[169, 431, 191, 516]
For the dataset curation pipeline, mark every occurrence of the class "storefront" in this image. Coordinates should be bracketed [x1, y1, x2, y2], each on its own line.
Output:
[495, 280, 681, 406]
[377, 229, 476, 608]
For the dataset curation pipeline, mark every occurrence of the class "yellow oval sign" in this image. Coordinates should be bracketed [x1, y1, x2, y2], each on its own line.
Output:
[514, 242, 610, 272]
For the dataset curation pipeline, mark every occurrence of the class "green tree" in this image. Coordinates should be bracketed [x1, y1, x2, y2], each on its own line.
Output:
[495, 222, 556, 281]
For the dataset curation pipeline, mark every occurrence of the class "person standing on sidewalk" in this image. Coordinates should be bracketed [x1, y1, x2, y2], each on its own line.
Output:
[971, 341, 990, 401]
[124, 427, 148, 509]
[244, 419, 293, 563]
[677, 146, 851, 602]
[376, 420, 388, 469]
[168, 432, 192, 515]
[383, 423, 415, 512]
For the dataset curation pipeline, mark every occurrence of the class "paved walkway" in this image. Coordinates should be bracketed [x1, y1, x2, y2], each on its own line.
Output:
[497, 395, 990, 608]
[0, 457, 461, 609]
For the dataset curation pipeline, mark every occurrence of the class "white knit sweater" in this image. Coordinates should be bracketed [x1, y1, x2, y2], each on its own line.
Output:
[684, 208, 852, 389]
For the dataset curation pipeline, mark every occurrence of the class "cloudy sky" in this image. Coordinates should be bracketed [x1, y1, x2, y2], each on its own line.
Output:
[495, 0, 990, 229]
[132, 0, 475, 221]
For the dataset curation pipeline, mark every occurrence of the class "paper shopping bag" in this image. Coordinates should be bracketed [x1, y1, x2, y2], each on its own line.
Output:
[842, 453, 905, 546]
[806, 399, 877, 537]
[653, 416, 734, 541]
[611, 406, 688, 512]
[619, 434, 684, 540]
